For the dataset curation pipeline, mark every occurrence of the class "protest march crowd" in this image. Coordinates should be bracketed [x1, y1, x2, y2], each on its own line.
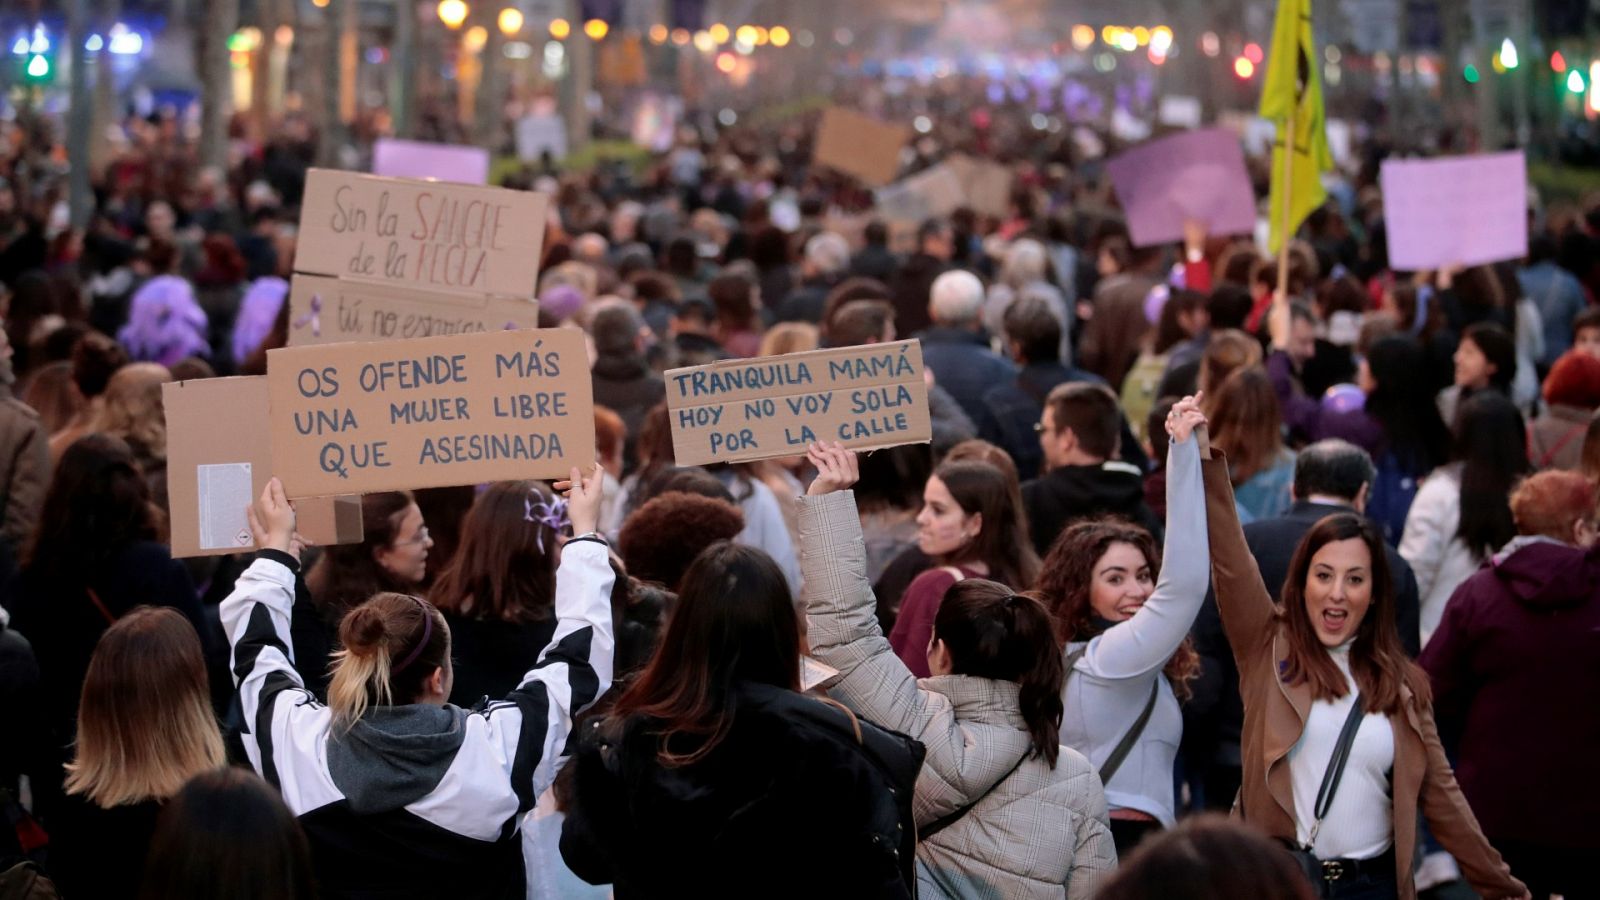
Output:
[3, 15, 1600, 900]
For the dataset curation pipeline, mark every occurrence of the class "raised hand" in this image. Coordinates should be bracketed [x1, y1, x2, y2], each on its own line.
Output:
[1165, 393, 1208, 445]
[555, 464, 605, 536]
[805, 441, 860, 496]
[247, 477, 299, 560]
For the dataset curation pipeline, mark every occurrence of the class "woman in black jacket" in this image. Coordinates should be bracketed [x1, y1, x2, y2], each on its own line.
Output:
[0, 434, 215, 821]
[429, 480, 565, 707]
[559, 542, 923, 898]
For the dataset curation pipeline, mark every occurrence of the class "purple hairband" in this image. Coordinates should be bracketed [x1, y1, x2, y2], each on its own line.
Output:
[524, 493, 571, 554]
[392, 597, 434, 676]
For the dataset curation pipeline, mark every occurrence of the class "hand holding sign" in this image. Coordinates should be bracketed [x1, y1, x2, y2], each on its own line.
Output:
[805, 442, 859, 496]
[554, 465, 604, 536]
[247, 477, 299, 561]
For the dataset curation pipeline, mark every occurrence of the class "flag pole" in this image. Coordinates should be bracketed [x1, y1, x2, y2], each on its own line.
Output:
[1275, 100, 1297, 300]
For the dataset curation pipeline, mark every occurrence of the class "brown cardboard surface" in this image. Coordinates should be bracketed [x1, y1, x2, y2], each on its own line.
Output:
[812, 108, 910, 188]
[293, 169, 547, 298]
[665, 340, 930, 466]
[164, 377, 364, 558]
[286, 274, 541, 347]
[945, 155, 1015, 219]
[267, 327, 593, 498]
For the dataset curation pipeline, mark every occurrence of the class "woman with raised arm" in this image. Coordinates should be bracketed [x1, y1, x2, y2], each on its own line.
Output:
[1032, 394, 1210, 856]
[802, 442, 1116, 900]
[1200, 424, 1527, 899]
[221, 469, 614, 900]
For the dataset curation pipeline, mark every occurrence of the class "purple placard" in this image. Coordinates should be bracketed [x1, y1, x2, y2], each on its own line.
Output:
[1380, 151, 1527, 271]
[1105, 128, 1257, 248]
[371, 138, 491, 186]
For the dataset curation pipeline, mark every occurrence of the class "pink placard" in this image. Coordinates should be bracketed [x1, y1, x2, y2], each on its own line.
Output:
[1380, 151, 1527, 271]
[1105, 128, 1257, 248]
[372, 138, 491, 186]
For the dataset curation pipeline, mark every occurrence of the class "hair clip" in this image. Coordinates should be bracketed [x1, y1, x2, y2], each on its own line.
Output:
[524, 493, 571, 553]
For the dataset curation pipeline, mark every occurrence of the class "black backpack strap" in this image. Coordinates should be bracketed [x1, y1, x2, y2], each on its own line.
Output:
[1305, 693, 1367, 848]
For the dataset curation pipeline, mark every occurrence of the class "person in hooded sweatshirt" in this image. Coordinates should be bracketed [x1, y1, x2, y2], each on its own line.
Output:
[1021, 381, 1161, 556]
[1421, 470, 1600, 900]
[221, 471, 613, 900]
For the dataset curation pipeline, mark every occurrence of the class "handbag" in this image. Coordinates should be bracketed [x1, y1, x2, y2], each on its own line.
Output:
[1284, 693, 1368, 896]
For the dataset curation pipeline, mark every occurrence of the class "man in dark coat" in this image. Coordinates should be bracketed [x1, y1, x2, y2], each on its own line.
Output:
[1186, 439, 1423, 811]
[1020, 381, 1160, 557]
[589, 301, 665, 465]
[888, 219, 953, 337]
[917, 270, 1015, 425]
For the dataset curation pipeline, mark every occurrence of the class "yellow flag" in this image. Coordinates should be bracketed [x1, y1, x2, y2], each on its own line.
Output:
[1259, 0, 1332, 254]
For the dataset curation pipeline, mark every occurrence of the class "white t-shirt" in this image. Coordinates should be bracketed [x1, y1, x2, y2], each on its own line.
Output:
[1288, 643, 1396, 860]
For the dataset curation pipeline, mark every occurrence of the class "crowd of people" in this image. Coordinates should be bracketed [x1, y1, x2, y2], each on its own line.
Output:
[0, 81, 1597, 900]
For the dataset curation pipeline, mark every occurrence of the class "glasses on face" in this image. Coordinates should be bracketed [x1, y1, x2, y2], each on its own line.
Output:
[394, 526, 431, 547]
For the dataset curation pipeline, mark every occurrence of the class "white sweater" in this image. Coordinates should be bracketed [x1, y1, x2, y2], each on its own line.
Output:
[1288, 643, 1395, 860]
[1398, 464, 1482, 646]
[1057, 434, 1209, 827]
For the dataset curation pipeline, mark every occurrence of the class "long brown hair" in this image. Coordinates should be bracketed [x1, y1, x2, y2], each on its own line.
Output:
[932, 461, 1041, 589]
[430, 482, 559, 623]
[306, 491, 418, 620]
[608, 542, 799, 767]
[1206, 367, 1286, 485]
[1278, 514, 1431, 715]
[935, 581, 1064, 767]
[327, 592, 451, 728]
[1033, 518, 1200, 701]
[65, 607, 226, 807]
[1198, 329, 1262, 397]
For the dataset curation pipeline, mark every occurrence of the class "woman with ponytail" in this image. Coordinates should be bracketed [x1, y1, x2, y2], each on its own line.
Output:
[1031, 394, 1210, 856]
[221, 470, 614, 900]
[801, 442, 1116, 899]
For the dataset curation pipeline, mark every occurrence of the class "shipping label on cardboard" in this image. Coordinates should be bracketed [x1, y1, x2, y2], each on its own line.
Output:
[164, 376, 364, 558]
[287, 274, 541, 347]
[812, 107, 910, 188]
[294, 169, 548, 298]
[665, 340, 931, 466]
[267, 328, 594, 498]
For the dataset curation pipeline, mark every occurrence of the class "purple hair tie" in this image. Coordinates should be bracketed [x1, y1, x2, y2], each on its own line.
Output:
[392, 597, 434, 676]
[524, 493, 570, 554]
[293, 293, 324, 337]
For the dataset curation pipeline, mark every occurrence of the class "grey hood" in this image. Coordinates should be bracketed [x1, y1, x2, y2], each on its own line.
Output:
[327, 704, 468, 814]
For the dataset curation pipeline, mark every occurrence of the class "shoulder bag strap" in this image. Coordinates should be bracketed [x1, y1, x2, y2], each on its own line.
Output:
[918, 754, 1027, 842]
[1099, 676, 1159, 785]
[85, 586, 117, 626]
[1305, 692, 1367, 848]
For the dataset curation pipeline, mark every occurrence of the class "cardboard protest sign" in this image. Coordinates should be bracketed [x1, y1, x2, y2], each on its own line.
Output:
[1105, 129, 1257, 247]
[372, 138, 491, 185]
[1158, 95, 1204, 129]
[876, 164, 965, 222]
[813, 107, 909, 188]
[267, 328, 593, 499]
[945, 155, 1015, 219]
[286, 275, 540, 347]
[1380, 151, 1527, 270]
[164, 377, 363, 558]
[515, 114, 568, 161]
[665, 340, 930, 466]
[294, 169, 547, 298]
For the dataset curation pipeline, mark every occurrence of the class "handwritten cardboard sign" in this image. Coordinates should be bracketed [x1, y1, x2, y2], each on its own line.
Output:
[294, 169, 547, 298]
[372, 138, 491, 185]
[876, 164, 965, 222]
[1105, 129, 1257, 247]
[164, 376, 363, 558]
[286, 275, 541, 347]
[665, 340, 931, 466]
[1380, 151, 1527, 270]
[812, 107, 909, 188]
[945, 155, 1015, 219]
[267, 328, 594, 498]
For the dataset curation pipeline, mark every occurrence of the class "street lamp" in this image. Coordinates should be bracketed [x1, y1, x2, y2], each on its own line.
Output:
[497, 8, 523, 36]
[583, 19, 608, 40]
[437, 0, 468, 29]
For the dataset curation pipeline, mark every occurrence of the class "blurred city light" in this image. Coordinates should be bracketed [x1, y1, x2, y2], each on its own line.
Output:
[497, 8, 523, 36]
[437, 0, 468, 30]
[1500, 38, 1518, 69]
[769, 26, 790, 47]
[583, 19, 608, 40]
[1234, 56, 1255, 79]
[548, 18, 570, 39]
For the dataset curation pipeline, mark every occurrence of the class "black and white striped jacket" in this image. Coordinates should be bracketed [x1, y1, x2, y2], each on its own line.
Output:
[220, 538, 613, 899]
